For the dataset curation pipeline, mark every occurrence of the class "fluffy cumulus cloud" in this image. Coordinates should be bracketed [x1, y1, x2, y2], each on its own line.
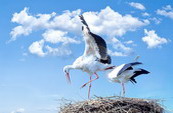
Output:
[83, 6, 149, 37]
[28, 40, 46, 57]
[28, 29, 80, 56]
[11, 7, 149, 38]
[28, 39, 72, 57]
[11, 6, 149, 57]
[45, 45, 72, 56]
[42, 29, 80, 44]
[129, 2, 146, 10]
[10, 8, 56, 41]
[10, 7, 81, 41]
[11, 108, 25, 113]
[157, 5, 173, 19]
[108, 37, 133, 56]
[142, 29, 169, 48]
[11, 7, 81, 56]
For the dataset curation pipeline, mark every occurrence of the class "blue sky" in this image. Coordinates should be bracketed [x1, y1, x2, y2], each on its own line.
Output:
[0, 0, 173, 113]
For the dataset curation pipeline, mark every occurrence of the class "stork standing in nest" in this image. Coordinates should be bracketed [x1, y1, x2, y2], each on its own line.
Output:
[107, 61, 150, 96]
[63, 15, 113, 98]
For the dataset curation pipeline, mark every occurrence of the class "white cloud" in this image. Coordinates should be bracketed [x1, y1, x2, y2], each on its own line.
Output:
[129, 2, 146, 10]
[163, 5, 172, 10]
[124, 40, 137, 47]
[11, 7, 149, 57]
[124, 40, 134, 44]
[142, 29, 169, 48]
[43, 29, 80, 44]
[10, 7, 56, 41]
[157, 5, 173, 19]
[142, 12, 150, 17]
[10, 26, 32, 41]
[45, 45, 72, 56]
[11, 108, 25, 113]
[10, 7, 82, 57]
[11, 7, 149, 39]
[28, 39, 72, 56]
[108, 37, 133, 56]
[29, 29, 80, 57]
[83, 6, 149, 37]
[111, 37, 132, 51]
[108, 49, 127, 57]
[48, 10, 81, 33]
[28, 40, 46, 57]
[149, 17, 162, 24]
[10, 7, 81, 40]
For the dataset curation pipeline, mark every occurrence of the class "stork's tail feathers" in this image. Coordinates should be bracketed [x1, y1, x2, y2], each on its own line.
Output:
[99, 55, 111, 64]
[130, 68, 150, 84]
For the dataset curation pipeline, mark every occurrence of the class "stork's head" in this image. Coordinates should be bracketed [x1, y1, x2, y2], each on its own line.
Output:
[63, 65, 72, 83]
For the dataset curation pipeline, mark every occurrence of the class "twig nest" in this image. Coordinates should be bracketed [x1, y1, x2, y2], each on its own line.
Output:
[60, 96, 163, 113]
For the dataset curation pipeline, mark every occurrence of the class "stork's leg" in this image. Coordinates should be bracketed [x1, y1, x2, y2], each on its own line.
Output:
[88, 76, 92, 99]
[121, 83, 125, 97]
[81, 73, 99, 88]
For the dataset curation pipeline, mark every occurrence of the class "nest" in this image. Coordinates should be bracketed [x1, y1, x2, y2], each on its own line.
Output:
[59, 96, 164, 113]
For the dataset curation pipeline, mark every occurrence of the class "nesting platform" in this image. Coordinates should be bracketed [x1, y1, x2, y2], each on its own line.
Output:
[60, 96, 163, 113]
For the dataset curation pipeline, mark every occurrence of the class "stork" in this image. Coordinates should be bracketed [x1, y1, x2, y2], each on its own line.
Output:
[63, 15, 113, 98]
[107, 62, 150, 96]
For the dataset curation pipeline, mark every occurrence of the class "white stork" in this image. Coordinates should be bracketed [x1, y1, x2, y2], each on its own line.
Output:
[107, 62, 150, 96]
[63, 15, 113, 98]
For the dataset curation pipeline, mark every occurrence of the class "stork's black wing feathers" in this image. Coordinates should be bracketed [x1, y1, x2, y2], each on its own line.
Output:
[79, 15, 88, 26]
[79, 15, 90, 31]
[99, 55, 111, 64]
[79, 14, 111, 64]
[90, 32, 108, 59]
[130, 68, 150, 83]
[130, 62, 142, 66]
[117, 62, 142, 76]
[126, 66, 133, 71]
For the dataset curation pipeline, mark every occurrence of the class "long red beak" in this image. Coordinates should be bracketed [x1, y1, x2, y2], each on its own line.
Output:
[65, 72, 71, 84]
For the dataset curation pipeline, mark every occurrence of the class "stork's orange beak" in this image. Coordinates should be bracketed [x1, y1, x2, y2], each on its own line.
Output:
[65, 72, 71, 84]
